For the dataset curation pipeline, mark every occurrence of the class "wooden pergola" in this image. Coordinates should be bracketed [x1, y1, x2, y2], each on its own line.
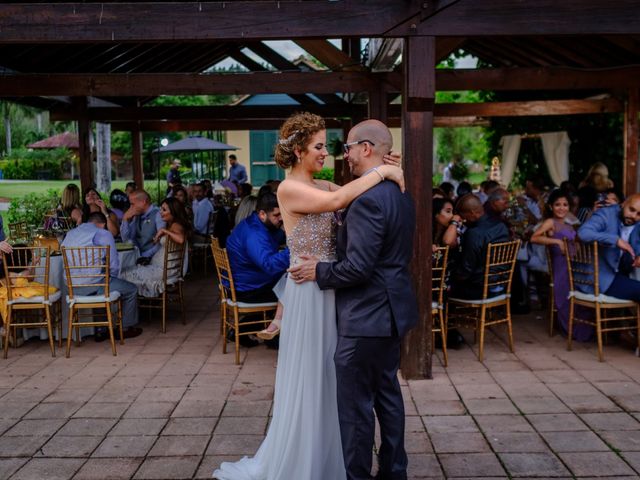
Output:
[1, 1, 639, 378]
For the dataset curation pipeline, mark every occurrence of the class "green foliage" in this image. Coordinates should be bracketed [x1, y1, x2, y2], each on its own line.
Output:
[7, 189, 59, 227]
[313, 168, 335, 181]
[1, 148, 71, 180]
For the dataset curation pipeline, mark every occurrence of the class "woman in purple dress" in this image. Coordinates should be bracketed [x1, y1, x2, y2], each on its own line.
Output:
[531, 189, 594, 341]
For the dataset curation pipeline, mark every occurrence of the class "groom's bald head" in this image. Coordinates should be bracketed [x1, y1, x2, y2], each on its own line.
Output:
[346, 119, 393, 176]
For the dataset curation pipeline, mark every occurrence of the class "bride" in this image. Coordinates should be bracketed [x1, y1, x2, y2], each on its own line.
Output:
[213, 112, 404, 480]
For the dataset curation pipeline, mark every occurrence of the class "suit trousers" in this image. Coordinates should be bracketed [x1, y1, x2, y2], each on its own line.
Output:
[74, 278, 139, 328]
[334, 335, 407, 480]
[605, 273, 640, 302]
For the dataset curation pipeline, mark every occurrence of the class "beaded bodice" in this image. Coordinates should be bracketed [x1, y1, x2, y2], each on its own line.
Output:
[288, 212, 337, 264]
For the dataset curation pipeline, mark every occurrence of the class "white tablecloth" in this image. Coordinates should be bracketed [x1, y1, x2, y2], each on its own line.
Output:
[23, 248, 138, 340]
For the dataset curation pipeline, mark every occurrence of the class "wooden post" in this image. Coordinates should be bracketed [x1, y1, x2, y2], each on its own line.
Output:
[95, 122, 112, 194]
[75, 97, 93, 192]
[131, 126, 144, 189]
[400, 36, 435, 380]
[624, 89, 639, 196]
[368, 83, 388, 124]
[334, 119, 353, 186]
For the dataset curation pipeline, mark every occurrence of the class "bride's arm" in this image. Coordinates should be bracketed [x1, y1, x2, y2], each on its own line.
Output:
[279, 165, 404, 215]
[322, 152, 402, 192]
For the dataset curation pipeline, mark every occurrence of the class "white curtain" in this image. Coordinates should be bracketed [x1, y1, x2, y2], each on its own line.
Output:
[500, 134, 521, 187]
[539, 131, 571, 186]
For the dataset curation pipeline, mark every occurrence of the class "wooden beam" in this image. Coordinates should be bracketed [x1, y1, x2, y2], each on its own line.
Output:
[393, 0, 640, 36]
[294, 40, 365, 71]
[435, 37, 467, 63]
[110, 119, 343, 132]
[4, 66, 640, 98]
[51, 98, 623, 123]
[131, 127, 144, 188]
[401, 36, 435, 380]
[368, 84, 388, 124]
[624, 89, 640, 196]
[0, 1, 421, 43]
[435, 66, 640, 92]
[0, 72, 391, 97]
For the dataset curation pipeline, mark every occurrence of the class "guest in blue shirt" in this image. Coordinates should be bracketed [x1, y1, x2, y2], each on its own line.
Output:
[228, 154, 248, 184]
[121, 190, 166, 263]
[0, 215, 5, 242]
[61, 212, 142, 341]
[191, 182, 215, 243]
[226, 192, 289, 303]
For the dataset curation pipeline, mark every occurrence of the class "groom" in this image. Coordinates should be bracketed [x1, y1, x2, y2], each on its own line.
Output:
[290, 120, 418, 480]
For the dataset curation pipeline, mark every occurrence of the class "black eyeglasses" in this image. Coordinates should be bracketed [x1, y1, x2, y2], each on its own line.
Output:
[343, 139, 375, 155]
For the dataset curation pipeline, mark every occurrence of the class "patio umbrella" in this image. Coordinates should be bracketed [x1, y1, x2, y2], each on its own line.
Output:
[154, 136, 239, 153]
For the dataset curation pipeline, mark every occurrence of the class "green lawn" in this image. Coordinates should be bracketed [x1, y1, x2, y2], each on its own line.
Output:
[0, 180, 130, 200]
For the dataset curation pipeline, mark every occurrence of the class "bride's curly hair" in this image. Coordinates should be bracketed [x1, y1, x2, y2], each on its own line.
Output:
[274, 112, 325, 169]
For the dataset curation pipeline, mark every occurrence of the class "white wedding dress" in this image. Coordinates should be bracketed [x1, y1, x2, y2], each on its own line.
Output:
[213, 212, 346, 480]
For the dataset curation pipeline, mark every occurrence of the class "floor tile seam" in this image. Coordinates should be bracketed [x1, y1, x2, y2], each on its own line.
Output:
[7, 454, 89, 480]
[585, 429, 640, 476]
[479, 367, 579, 477]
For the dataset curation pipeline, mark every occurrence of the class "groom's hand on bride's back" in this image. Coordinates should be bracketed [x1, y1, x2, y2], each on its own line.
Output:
[288, 255, 319, 283]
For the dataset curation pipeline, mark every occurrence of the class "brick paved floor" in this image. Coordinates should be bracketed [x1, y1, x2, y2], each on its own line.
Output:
[0, 275, 639, 479]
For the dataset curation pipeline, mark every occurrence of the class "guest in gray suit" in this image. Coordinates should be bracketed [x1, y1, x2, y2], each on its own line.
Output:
[121, 190, 166, 266]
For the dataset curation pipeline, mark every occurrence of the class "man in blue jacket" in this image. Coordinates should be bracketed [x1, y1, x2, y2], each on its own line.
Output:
[578, 194, 640, 301]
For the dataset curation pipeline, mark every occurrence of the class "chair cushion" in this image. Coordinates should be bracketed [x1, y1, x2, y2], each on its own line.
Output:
[569, 291, 634, 305]
[67, 291, 121, 305]
[8, 290, 62, 305]
[225, 299, 278, 309]
[449, 294, 510, 305]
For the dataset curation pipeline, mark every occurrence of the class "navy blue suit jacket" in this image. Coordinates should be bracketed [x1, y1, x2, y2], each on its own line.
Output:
[316, 181, 419, 337]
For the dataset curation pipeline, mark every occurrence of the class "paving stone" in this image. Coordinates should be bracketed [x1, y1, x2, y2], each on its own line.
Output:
[562, 394, 622, 413]
[0, 401, 38, 419]
[220, 400, 273, 417]
[194, 455, 238, 479]
[171, 399, 225, 417]
[133, 455, 200, 479]
[214, 416, 268, 435]
[599, 430, 640, 451]
[206, 434, 264, 456]
[580, 412, 640, 431]
[465, 398, 520, 415]
[486, 432, 549, 453]
[439, 453, 506, 477]
[559, 451, 636, 477]
[147, 435, 209, 456]
[72, 402, 130, 419]
[620, 451, 640, 473]
[23, 401, 84, 419]
[161, 417, 216, 436]
[422, 415, 479, 434]
[512, 396, 571, 414]
[11, 457, 85, 480]
[109, 418, 167, 436]
[123, 401, 177, 418]
[415, 400, 466, 415]
[526, 413, 588, 432]
[0, 435, 47, 457]
[0, 458, 28, 478]
[58, 418, 118, 436]
[72, 457, 143, 480]
[430, 432, 491, 453]
[475, 414, 534, 433]
[405, 431, 433, 454]
[92, 435, 157, 458]
[136, 386, 187, 403]
[407, 453, 443, 478]
[5, 418, 65, 436]
[38, 435, 103, 457]
[540, 430, 611, 452]
[499, 452, 571, 477]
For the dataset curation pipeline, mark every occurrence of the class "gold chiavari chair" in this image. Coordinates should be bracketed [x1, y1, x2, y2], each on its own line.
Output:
[211, 238, 277, 364]
[61, 246, 124, 357]
[8, 221, 31, 243]
[546, 247, 557, 336]
[211, 237, 225, 335]
[565, 239, 640, 361]
[432, 246, 450, 367]
[192, 211, 217, 274]
[137, 238, 186, 333]
[447, 240, 520, 362]
[1, 246, 62, 358]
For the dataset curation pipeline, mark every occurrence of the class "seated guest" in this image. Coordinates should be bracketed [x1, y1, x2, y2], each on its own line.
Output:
[432, 197, 460, 250]
[238, 183, 253, 199]
[120, 198, 190, 297]
[517, 176, 545, 223]
[109, 189, 130, 224]
[55, 183, 83, 226]
[439, 182, 455, 200]
[451, 194, 510, 300]
[532, 189, 593, 340]
[484, 187, 510, 220]
[192, 182, 215, 243]
[226, 193, 288, 345]
[212, 194, 232, 248]
[456, 181, 473, 198]
[121, 190, 166, 265]
[124, 182, 137, 195]
[79, 188, 120, 238]
[577, 194, 640, 302]
[172, 185, 193, 222]
[233, 195, 258, 227]
[61, 212, 142, 341]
